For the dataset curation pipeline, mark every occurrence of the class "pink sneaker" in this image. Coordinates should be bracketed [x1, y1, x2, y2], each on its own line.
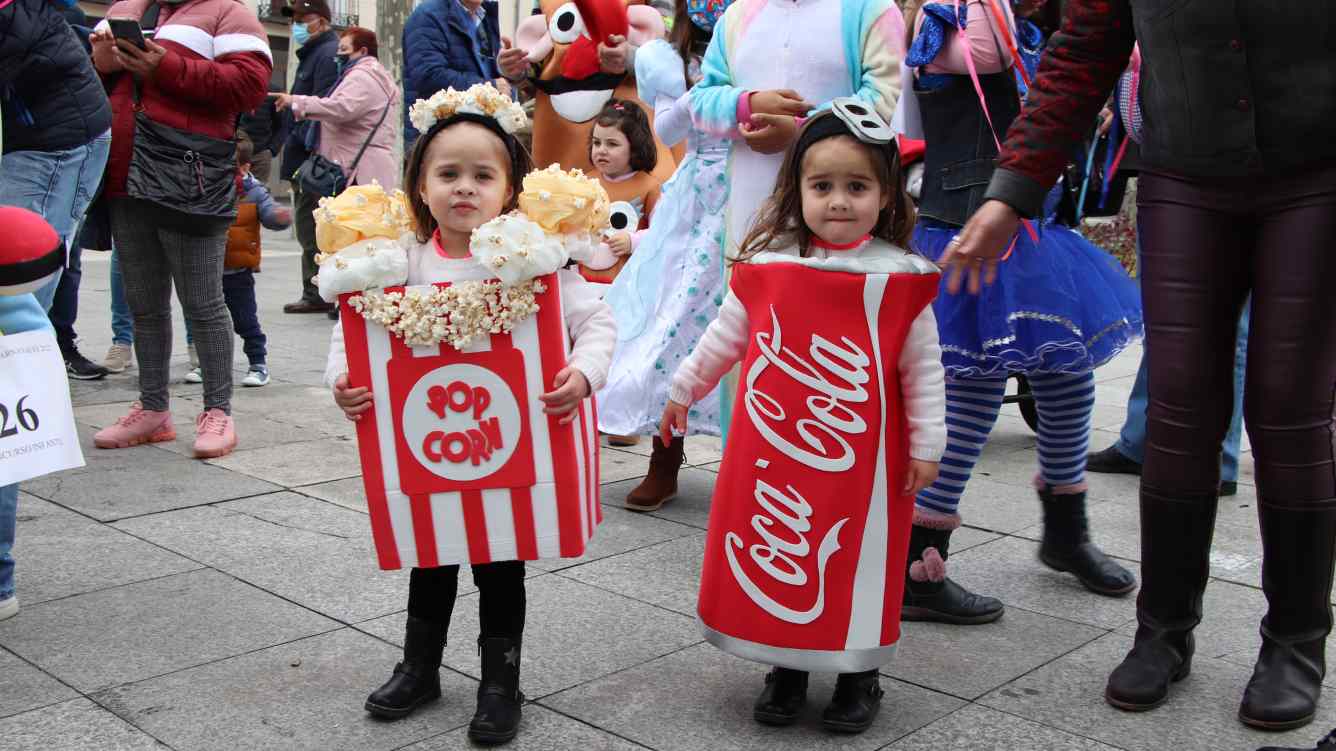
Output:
[93, 403, 176, 449]
[193, 409, 237, 459]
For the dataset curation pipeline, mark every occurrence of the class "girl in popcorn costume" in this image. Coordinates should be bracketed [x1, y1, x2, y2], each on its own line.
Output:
[323, 86, 615, 744]
[663, 107, 946, 734]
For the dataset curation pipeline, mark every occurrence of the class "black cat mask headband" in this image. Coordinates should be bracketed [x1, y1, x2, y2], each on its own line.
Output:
[794, 98, 896, 161]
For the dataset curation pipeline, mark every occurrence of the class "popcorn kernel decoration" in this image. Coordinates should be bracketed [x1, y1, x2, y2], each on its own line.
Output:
[314, 184, 414, 254]
[517, 164, 611, 236]
[349, 278, 547, 350]
[468, 213, 569, 286]
[408, 84, 529, 137]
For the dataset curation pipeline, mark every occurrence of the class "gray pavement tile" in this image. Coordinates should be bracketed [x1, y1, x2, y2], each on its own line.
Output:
[543, 643, 965, 751]
[530, 505, 702, 573]
[600, 446, 652, 485]
[0, 569, 338, 692]
[75, 399, 335, 456]
[205, 436, 363, 487]
[884, 703, 1124, 750]
[19, 426, 281, 521]
[405, 704, 649, 750]
[0, 647, 77, 720]
[599, 467, 720, 531]
[560, 534, 706, 618]
[114, 493, 409, 623]
[945, 536, 1139, 630]
[1113, 578, 1336, 688]
[609, 434, 726, 468]
[950, 525, 1002, 553]
[10, 495, 200, 605]
[0, 698, 164, 751]
[947, 477, 1042, 535]
[884, 607, 1105, 700]
[294, 476, 369, 513]
[418, 574, 705, 698]
[93, 628, 473, 751]
[979, 632, 1336, 751]
[1091, 383, 1138, 431]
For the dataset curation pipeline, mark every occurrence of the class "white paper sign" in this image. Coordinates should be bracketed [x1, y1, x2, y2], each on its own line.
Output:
[0, 328, 85, 486]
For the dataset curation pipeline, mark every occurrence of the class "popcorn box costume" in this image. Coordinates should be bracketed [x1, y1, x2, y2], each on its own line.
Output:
[695, 248, 941, 671]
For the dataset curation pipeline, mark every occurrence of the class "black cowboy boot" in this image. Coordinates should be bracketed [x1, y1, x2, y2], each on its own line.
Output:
[624, 436, 685, 512]
[469, 637, 525, 744]
[753, 667, 808, 726]
[1239, 502, 1336, 731]
[1106, 491, 1216, 711]
[821, 670, 884, 734]
[902, 523, 1004, 624]
[1037, 487, 1138, 596]
[1259, 727, 1336, 751]
[365, 615, 446, 719]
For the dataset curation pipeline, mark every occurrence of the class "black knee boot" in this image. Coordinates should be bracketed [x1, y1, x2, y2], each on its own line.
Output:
[1239, 502, 1336, 731]
[365, 615, 446, 719]
[902, 523, 1004, 624]
[822, 670, 883, 733]
[753, 667, 808, 726]
[469, 637, 524, 744]
[1106, 492, 1215, 711]
[1037, 487, 1137, 596]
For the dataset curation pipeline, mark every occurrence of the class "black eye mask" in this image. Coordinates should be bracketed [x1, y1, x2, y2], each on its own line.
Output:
[793, 99, 898, 170]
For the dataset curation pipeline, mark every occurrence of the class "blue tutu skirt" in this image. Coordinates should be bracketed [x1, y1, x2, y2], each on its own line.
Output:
[915, 218, 1142, 378]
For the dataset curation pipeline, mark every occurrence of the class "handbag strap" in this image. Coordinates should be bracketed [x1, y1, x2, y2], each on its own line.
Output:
[346, 83, 393, 180]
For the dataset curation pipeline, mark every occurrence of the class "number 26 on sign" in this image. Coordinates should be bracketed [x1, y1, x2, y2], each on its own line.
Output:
[0, 396, 40, 439]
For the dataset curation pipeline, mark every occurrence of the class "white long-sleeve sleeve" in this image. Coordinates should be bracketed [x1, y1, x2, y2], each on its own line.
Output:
[653, 92, 694, 147]
[898, 306, 947, 462]
[668, 289, 751, 406]
[325, 318, 347, 389]
[558, 268, 617, 393]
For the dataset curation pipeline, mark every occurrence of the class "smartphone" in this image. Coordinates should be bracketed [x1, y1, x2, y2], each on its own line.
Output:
[107, 18, 146, 50]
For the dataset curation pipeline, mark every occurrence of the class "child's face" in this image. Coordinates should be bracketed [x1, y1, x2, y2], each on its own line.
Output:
[590, 123, 632, 178]
[799, 137, 888, 247]
[418, 123, 513, 240]
[240, 161, 253, 176]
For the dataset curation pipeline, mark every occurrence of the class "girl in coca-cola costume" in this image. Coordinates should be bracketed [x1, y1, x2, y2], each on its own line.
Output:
[662, 106, 946, 734]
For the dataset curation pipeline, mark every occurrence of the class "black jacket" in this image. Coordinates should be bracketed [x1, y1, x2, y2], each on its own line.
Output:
[279, 28, 340, 181]
[0, 0, 112, 154]
[240, 94, 286, 156]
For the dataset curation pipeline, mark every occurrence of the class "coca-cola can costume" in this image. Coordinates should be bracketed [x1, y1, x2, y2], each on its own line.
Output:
[698, 254, 939, 672]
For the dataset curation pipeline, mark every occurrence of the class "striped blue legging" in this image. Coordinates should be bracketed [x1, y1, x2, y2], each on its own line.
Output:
[916, 372, 1097, 517]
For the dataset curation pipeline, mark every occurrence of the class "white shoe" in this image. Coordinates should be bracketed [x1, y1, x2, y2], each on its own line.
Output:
[188, 343, 200, 370]
[242, 366, 270, 387]
[184, 367, 203, 384]
[0, 594, 17, 622]
[102, 342, 134, 373]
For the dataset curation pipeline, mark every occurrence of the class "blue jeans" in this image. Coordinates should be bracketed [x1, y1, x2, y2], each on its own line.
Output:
[1116, 232, 1248, 482]
[110, 246, 134, 345]
[49, 245, 84, 355]
[0, 132, 112, 313]
[0, 483, 16, 600]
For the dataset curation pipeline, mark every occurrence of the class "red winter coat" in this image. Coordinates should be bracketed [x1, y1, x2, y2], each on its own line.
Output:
[93, 0, 272, 197]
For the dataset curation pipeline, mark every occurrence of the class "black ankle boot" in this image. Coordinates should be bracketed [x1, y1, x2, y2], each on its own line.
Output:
[902, 524, 1004, 624]
[365, 615, 446, 719]
[1106, 491, 1215, 712]
[1238, 502, 1336, 731]
[822, 670, 884, 733]
[753, 667, 808, 726]
[469, 637, 524, 744]
[1037, 487, 1137, 596]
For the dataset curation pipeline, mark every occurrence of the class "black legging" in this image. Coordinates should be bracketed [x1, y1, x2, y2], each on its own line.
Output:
[1135, 162, 1336, 639]
[407, 561, 526, 639]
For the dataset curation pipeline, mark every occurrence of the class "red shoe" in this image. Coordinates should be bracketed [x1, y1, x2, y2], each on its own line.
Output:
[93, 403, 176, 449]
[193, 409, 237, 459]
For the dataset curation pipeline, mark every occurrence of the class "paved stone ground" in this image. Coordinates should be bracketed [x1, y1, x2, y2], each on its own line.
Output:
[2, 230, 1331, 751]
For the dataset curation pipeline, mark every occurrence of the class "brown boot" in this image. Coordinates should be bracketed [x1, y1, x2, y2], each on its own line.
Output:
[624, 436, 684, 512]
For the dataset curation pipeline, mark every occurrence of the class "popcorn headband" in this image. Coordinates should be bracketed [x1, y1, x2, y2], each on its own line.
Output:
[408, 85, 529, 142]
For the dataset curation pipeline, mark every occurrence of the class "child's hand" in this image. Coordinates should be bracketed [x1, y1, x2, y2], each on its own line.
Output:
[750, 89, 812, 117]
[741, 114, 799, 154]
[606, 231, 633, 257]
[903, 459, 939, 497]
[539, 366, 591, 424]
[333, 373, 374, 421]
[659, 400, 689, 445]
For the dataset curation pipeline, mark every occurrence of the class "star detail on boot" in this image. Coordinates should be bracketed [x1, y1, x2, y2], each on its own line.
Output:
[504, 646, 520, 667]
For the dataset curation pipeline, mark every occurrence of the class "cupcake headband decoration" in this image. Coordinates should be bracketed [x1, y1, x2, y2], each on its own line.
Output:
[409, 84, 530, 137]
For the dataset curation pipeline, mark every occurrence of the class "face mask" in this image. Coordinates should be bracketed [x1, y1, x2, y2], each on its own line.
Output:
[292, 21, 310, 46]
[335, 53, 351, 72]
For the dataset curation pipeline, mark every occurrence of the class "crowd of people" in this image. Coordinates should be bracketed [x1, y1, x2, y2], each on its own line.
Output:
[1, 0, 1333, 749]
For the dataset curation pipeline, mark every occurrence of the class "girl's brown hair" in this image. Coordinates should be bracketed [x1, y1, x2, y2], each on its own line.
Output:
[669, 0, 712, 89]
[734, 114, 916, 262]
[403, 115, 534, 243]
[590, 99, 658, 175]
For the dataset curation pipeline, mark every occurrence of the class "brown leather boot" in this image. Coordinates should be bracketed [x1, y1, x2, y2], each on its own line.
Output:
[624, 436, 684, 512]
